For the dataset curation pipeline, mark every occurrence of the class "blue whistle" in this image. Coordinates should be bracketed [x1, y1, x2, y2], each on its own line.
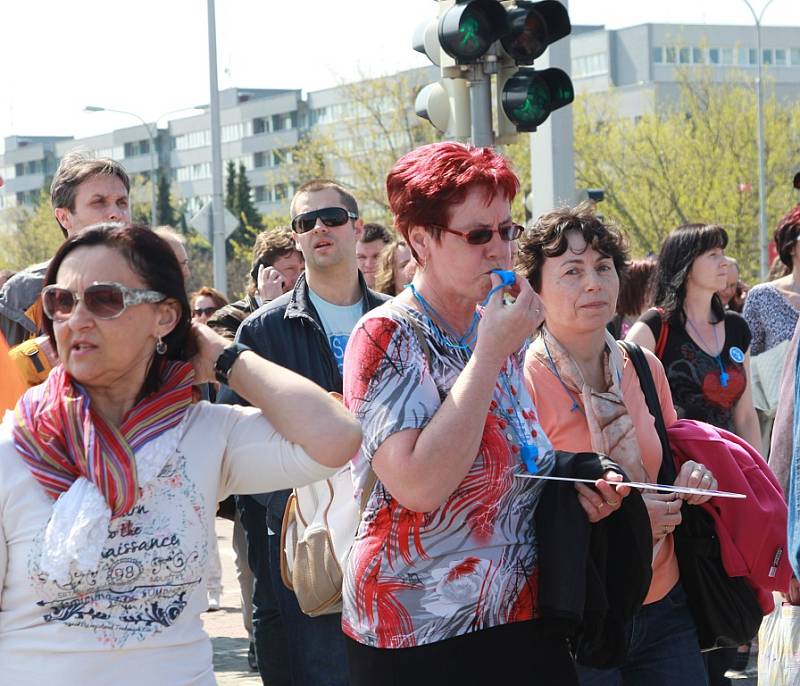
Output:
[491, 269, 516, 287]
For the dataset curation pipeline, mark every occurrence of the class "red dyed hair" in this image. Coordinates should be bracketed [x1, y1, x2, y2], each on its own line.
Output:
[386, 142, 519, 255]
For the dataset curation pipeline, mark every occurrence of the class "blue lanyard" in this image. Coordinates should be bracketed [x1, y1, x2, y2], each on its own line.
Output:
[406, 283, 539, 473]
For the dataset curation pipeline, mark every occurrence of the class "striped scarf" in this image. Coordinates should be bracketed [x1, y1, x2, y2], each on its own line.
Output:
[12, 360, 194, 518]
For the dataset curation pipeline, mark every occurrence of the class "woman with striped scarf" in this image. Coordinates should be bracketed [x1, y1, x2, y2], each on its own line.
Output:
[0, 223, 361, 685]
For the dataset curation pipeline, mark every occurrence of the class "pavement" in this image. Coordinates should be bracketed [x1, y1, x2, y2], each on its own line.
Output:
[204, 519, 758, 686]
[203, 518, 261, 686]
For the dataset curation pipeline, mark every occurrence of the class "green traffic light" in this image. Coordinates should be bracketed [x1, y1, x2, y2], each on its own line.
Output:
[512, 81, 549, 124]
[459, 16, 481, 52]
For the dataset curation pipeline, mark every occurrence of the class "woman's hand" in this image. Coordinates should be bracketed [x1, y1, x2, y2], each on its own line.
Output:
[783, 577, 800, 605]
[475, 273, 543, 365]
[576, 471, 631, 523]
[189, 323, 229, 383]
[673, 460, 718, 505]
[257, 264, 286, 302]
[644, 492, 683, 540]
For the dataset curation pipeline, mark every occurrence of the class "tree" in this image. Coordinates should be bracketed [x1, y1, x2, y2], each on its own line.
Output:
[128, 174, 153, 225]
[573, 69, 800, 283]
[236, 162, 261, 229]
[273, 69, 443, 223]
[0, 190, 63, 270]
[156, 171, 175, 226]
[225, 160, 237, 214]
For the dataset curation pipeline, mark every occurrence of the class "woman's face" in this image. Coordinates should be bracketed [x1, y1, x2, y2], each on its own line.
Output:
[192, 295, 219, 324]
[414, 187, 514, 305]
[538, 231, 619, 336]
[687, 246, 728, 293]
[392, 243, 413, 293]
[52, 245, 177, 395]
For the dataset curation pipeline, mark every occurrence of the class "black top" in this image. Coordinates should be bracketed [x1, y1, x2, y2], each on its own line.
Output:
[639, 308, 752, 432]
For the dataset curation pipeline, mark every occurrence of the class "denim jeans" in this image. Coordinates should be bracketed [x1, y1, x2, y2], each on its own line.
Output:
[576, 583, 708, 686]
[237, 493, 349, 686]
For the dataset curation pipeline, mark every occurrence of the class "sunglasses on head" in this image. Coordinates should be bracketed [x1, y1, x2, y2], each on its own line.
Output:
[42, 282, 166, 321]
[432, 223, 524, 246]
[291, 206, 358, 233]
[193, 306, 219, 318]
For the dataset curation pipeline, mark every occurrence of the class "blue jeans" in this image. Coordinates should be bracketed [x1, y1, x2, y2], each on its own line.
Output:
[237, 493, 348, 686]
[576, 583, 708, 686]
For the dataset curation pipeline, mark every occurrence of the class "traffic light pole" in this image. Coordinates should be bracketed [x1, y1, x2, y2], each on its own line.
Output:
[467, 66, 494, 148]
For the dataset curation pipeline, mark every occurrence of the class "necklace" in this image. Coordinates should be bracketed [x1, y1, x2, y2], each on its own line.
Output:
[406, 284, 540, 473]
[685, 316, 728, 388]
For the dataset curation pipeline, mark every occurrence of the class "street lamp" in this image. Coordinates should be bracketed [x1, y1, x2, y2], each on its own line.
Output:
[740, 0, 776, 279]
[84, 105, 158, 229]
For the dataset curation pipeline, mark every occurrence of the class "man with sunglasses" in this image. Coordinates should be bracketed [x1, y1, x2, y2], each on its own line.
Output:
[217, 179, 388, 686]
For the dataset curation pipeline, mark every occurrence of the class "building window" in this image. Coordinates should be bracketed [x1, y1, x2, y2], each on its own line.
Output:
[274, 183, 288, 201]
[652, 46, 663, 63]
[692, 47, 704, 64]
[254, 151, 267, 168]
[665, 47, 677, 64]
[253, 117, 268, 135]
[254, 185, 269, 203]
[763, 48, 773, 65]
[679, 47, 690, 64]
[722, 48, 734, 65]
[791, 48, 800, 65]
[709, 48, 720, 64]
[775, 48, 787, 66]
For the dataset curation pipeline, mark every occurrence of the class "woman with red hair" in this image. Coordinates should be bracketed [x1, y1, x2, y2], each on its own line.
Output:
[341, 142, 625, 684]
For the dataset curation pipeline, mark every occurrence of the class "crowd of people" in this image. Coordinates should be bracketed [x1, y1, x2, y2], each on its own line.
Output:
[1, 143, 799, 686]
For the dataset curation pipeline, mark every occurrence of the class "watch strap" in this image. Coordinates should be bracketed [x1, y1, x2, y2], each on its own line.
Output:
[214, 342, 251, 385]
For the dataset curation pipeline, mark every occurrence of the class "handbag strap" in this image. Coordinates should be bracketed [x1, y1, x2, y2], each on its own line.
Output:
[619, 340, 676, 484]
[653, 308, 669, 360]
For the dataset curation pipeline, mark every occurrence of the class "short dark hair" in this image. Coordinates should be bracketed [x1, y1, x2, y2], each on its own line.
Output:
[652, 223, 728, 326]
[50, 151, 131, 232]
[517, 201, 630, 292]
[43, 223, 194, 395]
[775, 204, 800, 269]
[291, 179, 358, 217]
[361, 223, 393, 244]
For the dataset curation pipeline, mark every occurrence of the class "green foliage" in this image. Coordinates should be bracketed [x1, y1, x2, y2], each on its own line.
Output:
[156, 172, 175, 226]
[573, 69, 800, 283]
[236, 162, 261, 229]
[225, 160, 237, 214]
[0, 190, 64, 270]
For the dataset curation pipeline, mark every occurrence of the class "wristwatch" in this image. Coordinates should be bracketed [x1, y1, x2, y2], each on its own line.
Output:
[214, 342, 251, 385]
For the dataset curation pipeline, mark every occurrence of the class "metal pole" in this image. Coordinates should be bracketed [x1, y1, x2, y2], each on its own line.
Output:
[148, 125, 157, 228]
[207, 0, 227, 296]
[741, 0, 776, 279]
[467, 65, 494, 148]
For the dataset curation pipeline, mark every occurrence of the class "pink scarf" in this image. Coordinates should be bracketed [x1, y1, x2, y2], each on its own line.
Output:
[12, 360, 194, 518]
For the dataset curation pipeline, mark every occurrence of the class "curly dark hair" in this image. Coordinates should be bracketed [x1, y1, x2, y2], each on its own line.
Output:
[43, 222, 195, 395]
[516, 201, 630, 292]
[775, 204, 800, 269]
[652, 223, 728, 326]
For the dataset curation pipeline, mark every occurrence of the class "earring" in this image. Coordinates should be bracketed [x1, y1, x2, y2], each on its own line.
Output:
[155, 337, 167, 355]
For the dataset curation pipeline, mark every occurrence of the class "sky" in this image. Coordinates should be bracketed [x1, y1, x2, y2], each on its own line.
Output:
[2, 0, 800, 153]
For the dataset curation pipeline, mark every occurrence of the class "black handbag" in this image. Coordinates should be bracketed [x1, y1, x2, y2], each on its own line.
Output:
[620, 341, 763, 649]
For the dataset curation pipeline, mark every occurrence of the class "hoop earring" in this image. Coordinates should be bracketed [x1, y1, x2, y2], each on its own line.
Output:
[155, 337, 167, 355]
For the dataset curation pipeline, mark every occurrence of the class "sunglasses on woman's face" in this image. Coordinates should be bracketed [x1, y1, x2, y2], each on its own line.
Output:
[432, 223, 524, 246]
[290, 207, 358, 233]
[193, 306, 218, 318]
[42, 282, 166, 321]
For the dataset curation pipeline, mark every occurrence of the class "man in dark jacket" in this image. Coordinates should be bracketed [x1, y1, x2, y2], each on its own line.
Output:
[218, 179, 388, 686]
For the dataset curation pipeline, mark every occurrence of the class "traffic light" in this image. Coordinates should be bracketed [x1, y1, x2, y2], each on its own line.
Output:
[413, 0, 574, 144]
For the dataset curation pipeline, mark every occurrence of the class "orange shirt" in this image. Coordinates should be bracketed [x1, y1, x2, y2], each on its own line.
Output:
[525, 344, 679, 605]
[1, 335, 27, 412]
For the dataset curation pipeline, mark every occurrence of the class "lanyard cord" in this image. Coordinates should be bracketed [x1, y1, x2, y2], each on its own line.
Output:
[405, 283, 539, 472]
[684, 316, 729, 388]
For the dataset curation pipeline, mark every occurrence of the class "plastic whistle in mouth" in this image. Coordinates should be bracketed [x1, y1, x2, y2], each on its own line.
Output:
[490, 269, 516, 287]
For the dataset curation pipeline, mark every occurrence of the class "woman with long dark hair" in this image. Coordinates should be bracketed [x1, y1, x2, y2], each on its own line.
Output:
[627, 224, 760, 449]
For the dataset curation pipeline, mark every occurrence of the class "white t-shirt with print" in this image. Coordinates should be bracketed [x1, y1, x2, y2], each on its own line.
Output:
[0, 402, 337, 686]
[308, 288, 363, 374]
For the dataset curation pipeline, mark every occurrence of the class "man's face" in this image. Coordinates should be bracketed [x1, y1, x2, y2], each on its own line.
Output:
[55, 175, 130, 237]
[355, 239, 387, 288]
[290, 189, 362, 274]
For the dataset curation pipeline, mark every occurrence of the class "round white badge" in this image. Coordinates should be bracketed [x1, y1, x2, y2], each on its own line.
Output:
[729, 346, 745, 364]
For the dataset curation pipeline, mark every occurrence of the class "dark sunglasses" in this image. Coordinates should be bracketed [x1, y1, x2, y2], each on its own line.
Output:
[291, 207, 358, 233]
[432, 223, 524, 246]
[42, 282, 165, 321]
[193, 306, 219, 318]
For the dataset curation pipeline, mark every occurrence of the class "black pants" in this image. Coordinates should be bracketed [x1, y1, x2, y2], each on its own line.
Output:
[346, 620, 577, 686]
